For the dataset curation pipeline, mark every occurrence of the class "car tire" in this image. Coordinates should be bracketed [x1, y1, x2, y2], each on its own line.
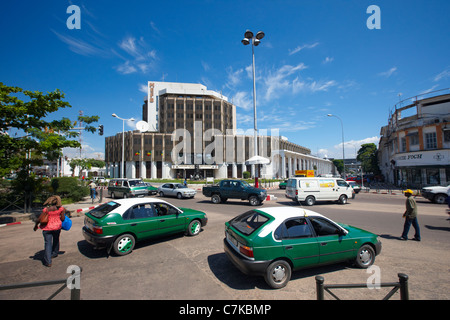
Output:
[249, 195, 261, 206]
[304, 196, 315, 206]
[434, 194, 447, 204]
[264, 260, 292, 289]
[177, 192, 183, 199]
[159, 192, 164, 197]
[354, 244, 375, 268]
[113, 234, 135, 256]
[211, 194, 221, 204]
[187, 219, 201, 236]
[111, 192, 116, 199]
[338, 195, 348, 204]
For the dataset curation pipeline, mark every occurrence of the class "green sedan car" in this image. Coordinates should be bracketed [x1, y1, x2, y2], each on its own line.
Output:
[83, 198, 207, 256]
[224, 207, 381, 289]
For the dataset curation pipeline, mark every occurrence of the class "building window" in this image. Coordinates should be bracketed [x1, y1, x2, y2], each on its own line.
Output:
[409, 132, 419, 145]
[425, 132, 437, 149]
[401, 137, 406, 152]
[444, 129, 450, 142]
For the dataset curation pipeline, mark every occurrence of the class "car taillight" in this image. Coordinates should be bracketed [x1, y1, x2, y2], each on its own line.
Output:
[295, 190, 298, 195]
[93, 225, 103, 234]
[239, 244, 254, 258]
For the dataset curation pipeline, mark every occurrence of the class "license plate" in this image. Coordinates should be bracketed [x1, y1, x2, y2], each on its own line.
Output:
[227, 232, 238, 247]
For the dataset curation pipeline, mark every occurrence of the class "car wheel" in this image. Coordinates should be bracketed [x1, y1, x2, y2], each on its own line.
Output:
[177, 192, 183, 199]
[304, 196, 315, 206]
[211, 194, 221, 204]
[434, 194, 447, 204]
[111, 192, 116, 199]
[159, 192, 164, 197]
[187, 219, 201, 236]
[339, 195, 348, 204]
[249, 195, 260, 206]
[355, 244, 375, 268]
[264, 260, 291, 289]
[123, 193, 128, 199]
[113, 234, 135, 256]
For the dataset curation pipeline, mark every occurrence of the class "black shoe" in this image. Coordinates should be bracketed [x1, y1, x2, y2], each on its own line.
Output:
[400, 236, 407, 241]
[412, 237, 421, 241]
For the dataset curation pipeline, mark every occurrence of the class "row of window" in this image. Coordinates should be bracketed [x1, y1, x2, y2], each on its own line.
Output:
[400, 130, 450, 152]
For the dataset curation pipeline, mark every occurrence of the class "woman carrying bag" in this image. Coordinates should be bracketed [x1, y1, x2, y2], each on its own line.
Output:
[33, 195, 66, 267]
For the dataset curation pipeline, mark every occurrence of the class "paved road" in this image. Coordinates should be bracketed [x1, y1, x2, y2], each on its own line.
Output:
[0, 189, 449, 300]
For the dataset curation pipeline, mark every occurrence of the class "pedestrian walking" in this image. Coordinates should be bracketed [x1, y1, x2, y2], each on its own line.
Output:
[33, 195, 66, 267]
[400, 189, 421, 241]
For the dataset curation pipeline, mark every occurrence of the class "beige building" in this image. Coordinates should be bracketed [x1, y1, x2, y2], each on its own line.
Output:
[378, 90, 450, 187]
[105, 81, 334, 179]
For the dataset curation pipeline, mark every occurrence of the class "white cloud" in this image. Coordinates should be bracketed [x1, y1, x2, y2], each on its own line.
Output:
[323, 57, 334, 64]
[433, 67, 450, 82]
[288, 42, 320, 55]
[116, 36, 157, 74]
[232, 91, 253, 111]
[378, 67, 397, 78]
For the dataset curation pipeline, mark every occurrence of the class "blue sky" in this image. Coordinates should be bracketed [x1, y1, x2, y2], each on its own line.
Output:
[1, 0, 449, 160]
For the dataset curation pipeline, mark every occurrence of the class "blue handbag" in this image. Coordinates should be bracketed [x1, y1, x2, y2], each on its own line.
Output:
[61, 215, 72, 231]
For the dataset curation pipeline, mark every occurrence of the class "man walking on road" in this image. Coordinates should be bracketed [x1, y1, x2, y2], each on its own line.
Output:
[401, 189, 421, 241]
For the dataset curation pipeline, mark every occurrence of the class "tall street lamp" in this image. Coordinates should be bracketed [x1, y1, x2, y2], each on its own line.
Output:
[242, 30, 264, 185]
[327, 114, 346, 179]
[112, 113, 135, 178]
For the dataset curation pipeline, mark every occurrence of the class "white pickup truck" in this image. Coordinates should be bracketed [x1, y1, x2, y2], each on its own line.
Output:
[421, 184, 450, 204]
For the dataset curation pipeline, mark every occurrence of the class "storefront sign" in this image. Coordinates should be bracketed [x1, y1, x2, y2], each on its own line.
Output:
[393, 150, 449, 166]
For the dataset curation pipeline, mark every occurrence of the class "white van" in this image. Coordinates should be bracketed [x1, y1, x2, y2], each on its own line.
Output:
[285, 177, 354, 206]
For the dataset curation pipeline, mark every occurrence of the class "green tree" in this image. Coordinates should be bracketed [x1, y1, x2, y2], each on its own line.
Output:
[357, 143, 381, 174]
[332, 159, 344, 174]
[0, 83, 100, 206]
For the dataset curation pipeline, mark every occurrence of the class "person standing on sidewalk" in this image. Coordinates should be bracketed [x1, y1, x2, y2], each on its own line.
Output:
[33, 195, 66, 267]
[400, 189, 421, 241]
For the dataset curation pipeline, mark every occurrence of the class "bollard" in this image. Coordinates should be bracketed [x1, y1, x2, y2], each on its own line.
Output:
[398, 273, 409, 300]
[315, 276, 325, 300]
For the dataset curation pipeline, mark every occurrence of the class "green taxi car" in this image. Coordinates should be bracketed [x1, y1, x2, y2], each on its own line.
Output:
[224, 207, 381, 289]
[83, 198, 207, 256]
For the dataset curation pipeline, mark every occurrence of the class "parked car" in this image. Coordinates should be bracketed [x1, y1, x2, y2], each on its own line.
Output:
[158, 183, 196, 199]
[143, 182, 158, 195]
[107, 178, 148, 198]
[224, 207, 381, 289]
[421, 184, 450, 204]
[347, 181, 362, 194]
[279, 180, 288, 189]
[82, 198, 207, 255]
[202, 179, 267, 206]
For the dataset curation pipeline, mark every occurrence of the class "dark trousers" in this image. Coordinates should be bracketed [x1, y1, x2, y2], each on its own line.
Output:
[42, 229, 61, 265]
[401, 217, 421, 240]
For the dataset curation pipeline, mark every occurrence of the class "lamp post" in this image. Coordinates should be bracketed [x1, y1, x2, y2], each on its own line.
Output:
[242, 29, 264, 186]
[327, 114, 346, 179]
[112, 113, 135, 178]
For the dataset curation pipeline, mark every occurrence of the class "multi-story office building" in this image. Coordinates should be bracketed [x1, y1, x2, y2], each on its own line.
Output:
[105, 81, 334, 179]
[378, 90, 450, 187]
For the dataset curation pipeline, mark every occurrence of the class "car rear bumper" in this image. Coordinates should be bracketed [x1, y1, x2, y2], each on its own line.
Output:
[223, 238, 270, 276]
[82, 227, 115, 248]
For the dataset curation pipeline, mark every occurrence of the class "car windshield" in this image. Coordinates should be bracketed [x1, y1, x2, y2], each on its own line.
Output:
[174, 184, 187, 188]
[88, 201, 121, 218]
[229, 210, 269, 235]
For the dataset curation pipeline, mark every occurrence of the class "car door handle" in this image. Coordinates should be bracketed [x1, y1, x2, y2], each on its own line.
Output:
[131, 223, 137, 226]
[160, 219, 165, 222]
[285, 246, 293, 250]
[321, 242, 328, 246]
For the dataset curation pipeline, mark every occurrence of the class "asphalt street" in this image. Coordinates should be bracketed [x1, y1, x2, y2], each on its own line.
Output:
[0, 188, 449, 300]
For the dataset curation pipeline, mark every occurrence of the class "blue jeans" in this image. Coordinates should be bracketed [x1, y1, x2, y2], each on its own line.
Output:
[401, 217, 421, 240]
[42, 230, 61, 265]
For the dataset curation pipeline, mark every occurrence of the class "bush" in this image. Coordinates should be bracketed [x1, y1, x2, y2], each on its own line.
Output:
[243, 171, 251, 179]
[50, 177, 89, 202]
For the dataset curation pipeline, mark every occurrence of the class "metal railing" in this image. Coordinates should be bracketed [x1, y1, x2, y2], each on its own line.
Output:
[0, 267, 81, 300]
[315, 273, 409, 300]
